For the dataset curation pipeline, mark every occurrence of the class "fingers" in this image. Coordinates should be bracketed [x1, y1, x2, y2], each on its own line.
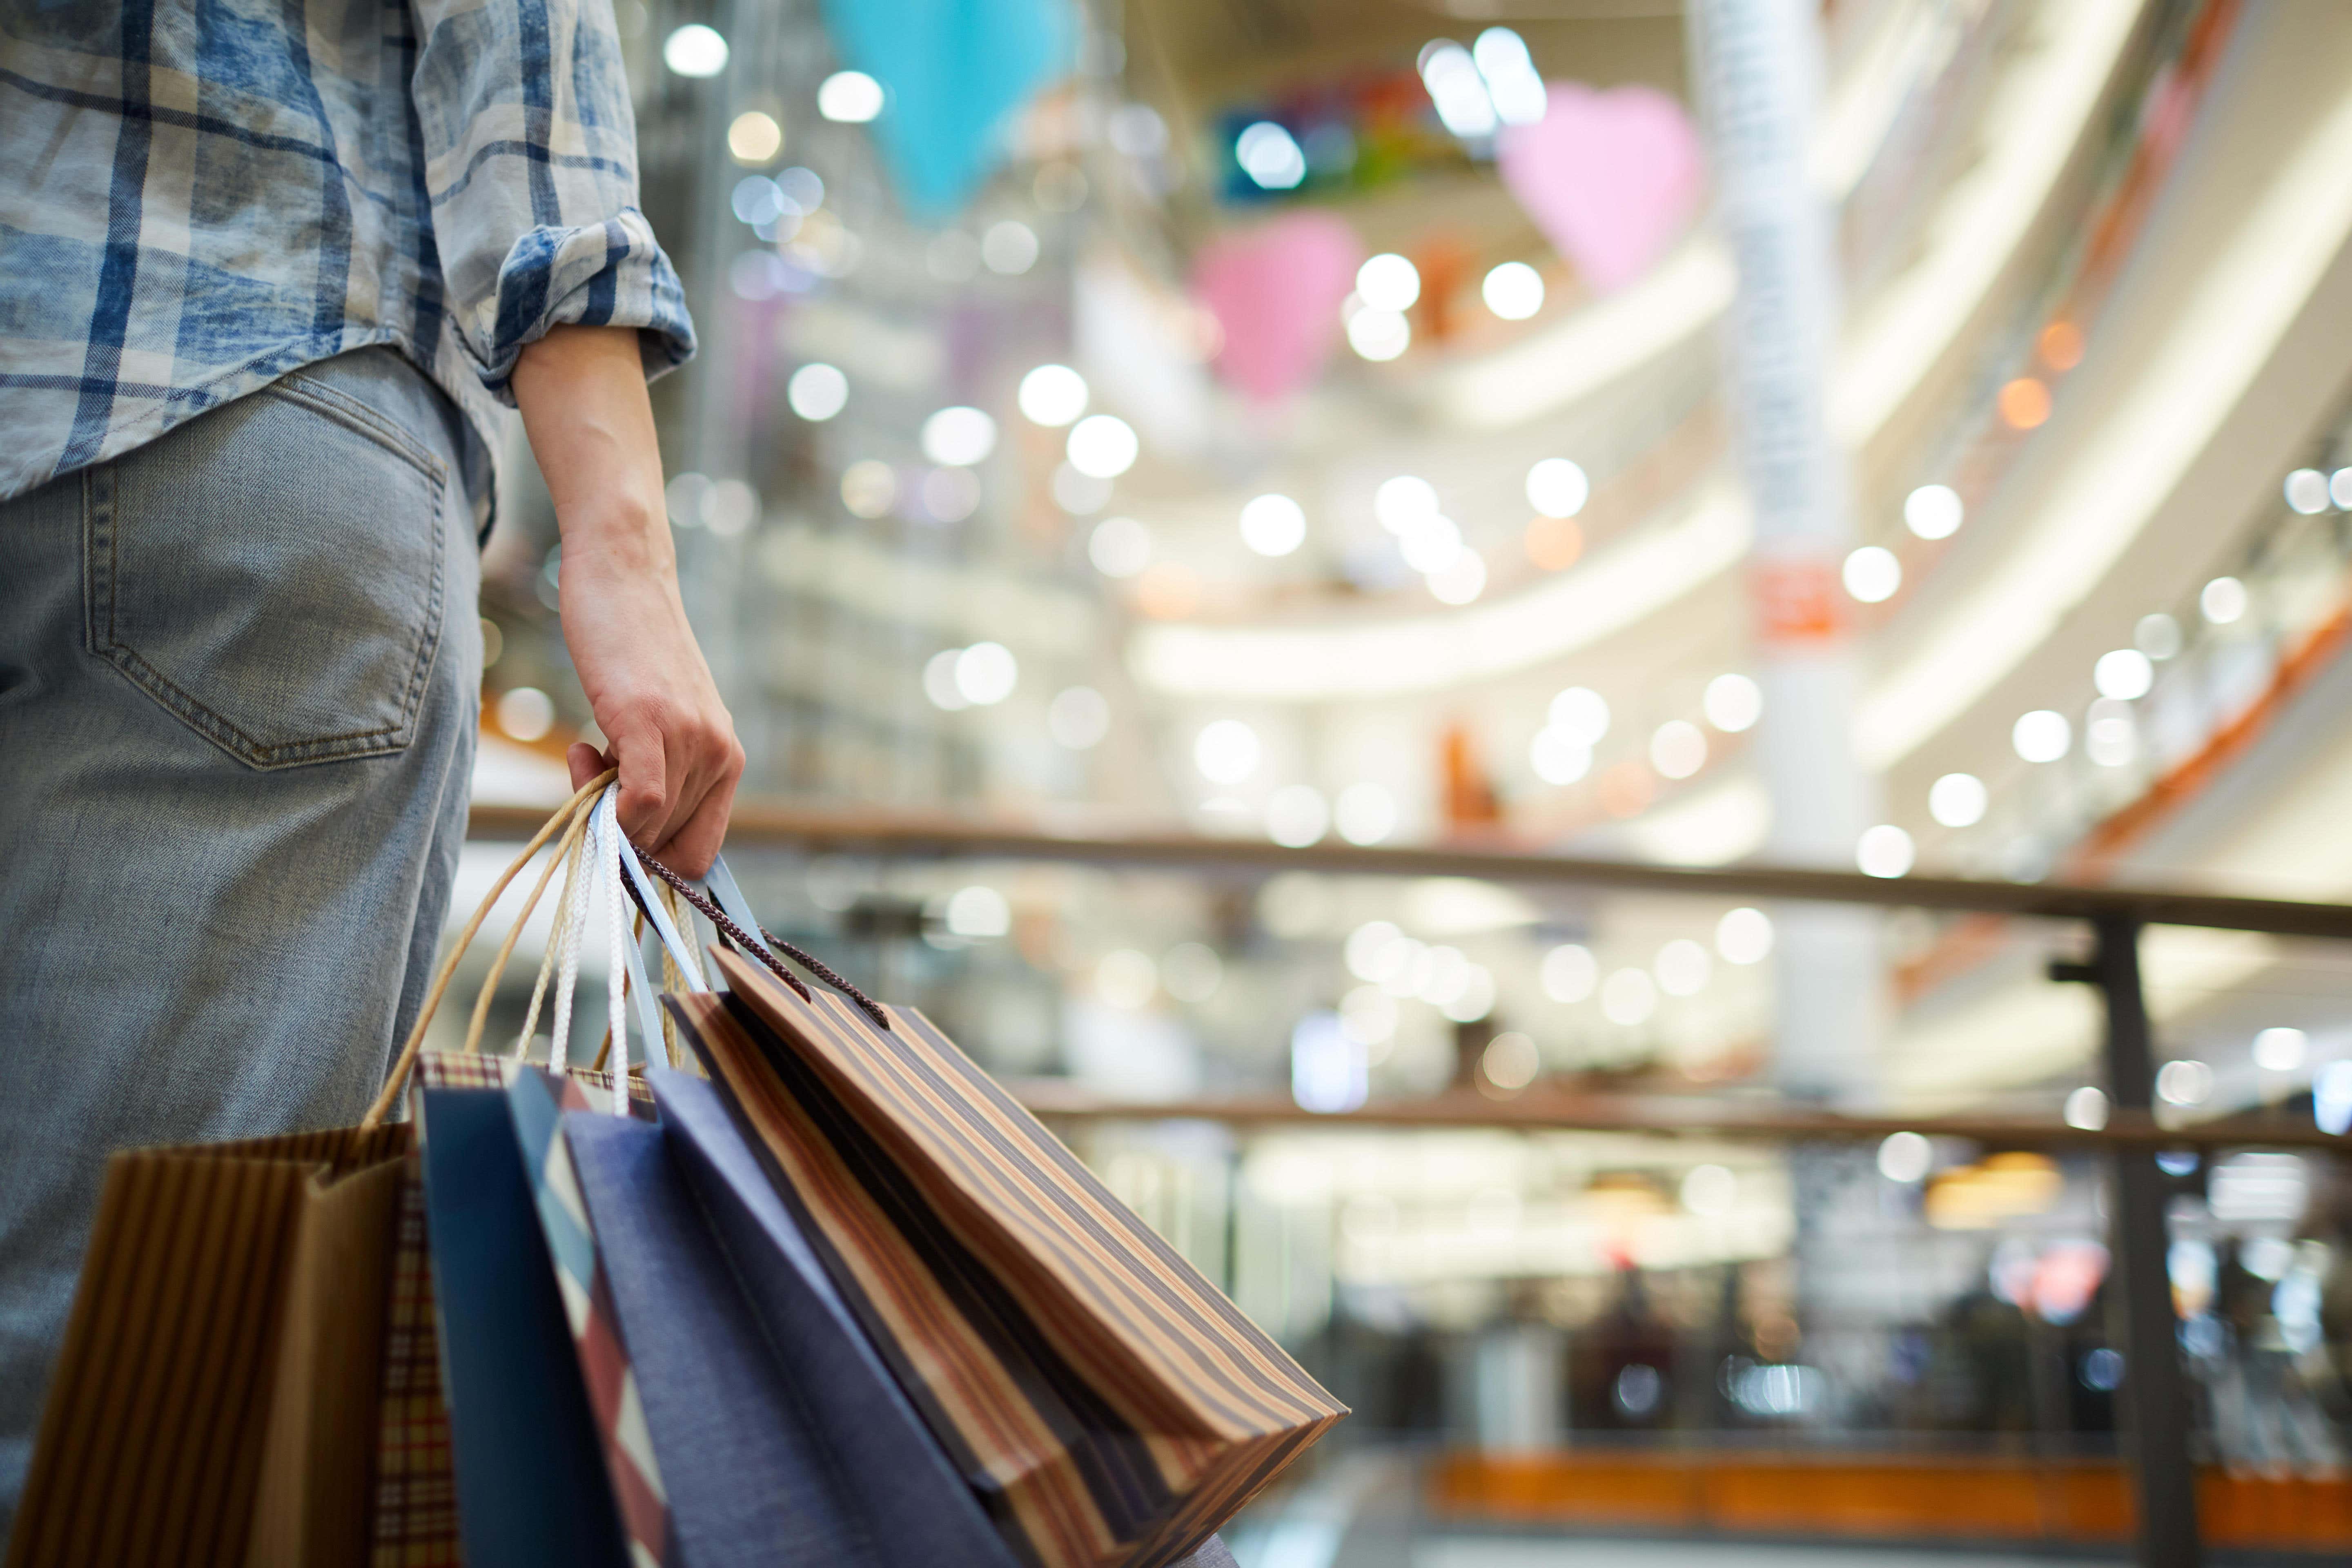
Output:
[608, 709, 743, 876]
[654, 751, 740, 878]
[611, 722, 671, 847]
[566, 741, 607, 792]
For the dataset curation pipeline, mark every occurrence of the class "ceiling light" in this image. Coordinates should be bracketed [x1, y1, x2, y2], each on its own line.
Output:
[1066, 414, 1138, 478]
[1266, 784, 1330, 847]
[1397, 515, 1462, 575]
[1481, 1031, 1539, 1090]
[1857, 824, 1915, 878]
[1419, 41, 1499, 138]
[1600, 967, 1656, 1026]
[1681, 1164, 1737, 1216]
[1482, 261, 1544, 321]
[1877, 1131, 1932, 1183]
[1650, 720, 1706, 780]
[2063, 1086, 2108, 1131]
[1374, 476, 1439, 532]
[1655, 938, 1710, 996]
[1347, 307, 1410, 361]
[817, 69, 883, 121]
[1540, 943, 1596, 1002]
[2253, 1027, 2307, 1072]
[839, 459, 895, 518]
[1240, 493, 1307, 557]
[1018, 364, 1088, 426]
[1334, 782, 1397, 845]
[1194, 719, 1261, 784]
[727, 110, 782, 164]
[2155, 1058, 2212, 1107]
[1716, 907, 1772, 964]
[1548, 686, 1609, 744]
[1904, 483, 1963, 539]
[981, 220, 1038, 275]
[953, 641, 1017, 706]
[1428, 550, 1486, 605]
[1236, 121, 1306, 189]
[2093, 648, 2153, 700]
[2135, 612, 2181, 660]
[2284, 468, 2330, 514]
[944, 886, 1009, 938]
[785, 362, 847, 421]
[922, 649, 968, 710]
[495, 686, 553, 742]
[1356, 253, 1421, 312]
[662, 23, 728, 76]
[920, 406, 996, 467]
[2086, 709, 2134, 767]
[1087, 515, 1150, 577]
[1928, 772, 1987, 828]
[2200, 575, 2246, 625]
[1703, 673, 1761, 733]
[2012, 709, 2070, 763]
[1047, 686, 1109, 749]
[1842, 545, 1901, 604]
[1526, 458, 1588, 519]
[1470, 26, 1546, 126]
[1528, 726, 1590, 785]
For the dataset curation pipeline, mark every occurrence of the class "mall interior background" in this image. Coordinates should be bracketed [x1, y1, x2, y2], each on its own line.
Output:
[439, 0, 2352, 1560]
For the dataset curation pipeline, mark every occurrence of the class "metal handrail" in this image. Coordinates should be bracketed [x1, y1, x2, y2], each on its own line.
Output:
[469, 799, 2352, 940]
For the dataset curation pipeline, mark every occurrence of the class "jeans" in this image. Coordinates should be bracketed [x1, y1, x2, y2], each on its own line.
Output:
[0, 346, 482, 1528]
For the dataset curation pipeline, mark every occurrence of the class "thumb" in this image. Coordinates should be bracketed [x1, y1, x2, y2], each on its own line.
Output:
[567, 741, 609, 792]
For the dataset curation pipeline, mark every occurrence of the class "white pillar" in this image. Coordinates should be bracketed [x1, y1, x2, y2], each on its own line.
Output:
[1687, 0, 1882, 1104]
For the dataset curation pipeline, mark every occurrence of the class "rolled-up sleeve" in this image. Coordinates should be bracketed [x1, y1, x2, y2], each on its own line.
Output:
[408, 0, 695, 399]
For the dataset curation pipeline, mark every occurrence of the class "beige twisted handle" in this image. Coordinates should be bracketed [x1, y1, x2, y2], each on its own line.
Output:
[360, 769, 615, 1130]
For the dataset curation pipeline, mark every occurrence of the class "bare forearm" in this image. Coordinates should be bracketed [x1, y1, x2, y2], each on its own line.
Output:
[510, 325, 742, 873]
[512, 325, 673, 574]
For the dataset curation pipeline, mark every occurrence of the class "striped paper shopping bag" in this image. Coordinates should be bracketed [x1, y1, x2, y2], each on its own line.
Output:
[669, 946, 1347, 1568]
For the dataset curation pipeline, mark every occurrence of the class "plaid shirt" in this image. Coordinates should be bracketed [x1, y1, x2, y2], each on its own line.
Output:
[0, 0, 696, 509]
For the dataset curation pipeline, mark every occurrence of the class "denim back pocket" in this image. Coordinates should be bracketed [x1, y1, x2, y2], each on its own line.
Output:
[84, 367, 450, 769]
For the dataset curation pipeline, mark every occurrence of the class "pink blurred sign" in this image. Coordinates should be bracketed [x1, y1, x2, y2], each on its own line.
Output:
[1499, 83, 1704, 294]
[1193, 211, 1363, 403]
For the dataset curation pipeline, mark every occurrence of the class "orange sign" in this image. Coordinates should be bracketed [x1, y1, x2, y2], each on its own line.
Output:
[1749, 557, 1847, 647]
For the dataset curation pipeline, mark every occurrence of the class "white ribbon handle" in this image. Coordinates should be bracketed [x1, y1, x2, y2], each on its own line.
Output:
[702, 855, 781, 965]
[536, 786, 712, 1110]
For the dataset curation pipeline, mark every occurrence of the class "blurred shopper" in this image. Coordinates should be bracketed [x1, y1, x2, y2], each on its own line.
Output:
[0, 0, 741, 1524]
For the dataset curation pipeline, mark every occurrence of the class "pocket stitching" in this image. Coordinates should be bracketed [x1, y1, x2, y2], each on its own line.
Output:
[83, 387, 452, 768]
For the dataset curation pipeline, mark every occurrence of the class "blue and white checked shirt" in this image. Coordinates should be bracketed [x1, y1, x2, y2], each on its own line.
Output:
[0, 0, 696, 508]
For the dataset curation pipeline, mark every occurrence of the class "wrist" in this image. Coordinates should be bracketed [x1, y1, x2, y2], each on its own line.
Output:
[558, 496, 676, 579]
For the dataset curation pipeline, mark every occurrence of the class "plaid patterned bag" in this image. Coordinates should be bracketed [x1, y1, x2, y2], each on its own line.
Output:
[367, 1157, 462, 1567]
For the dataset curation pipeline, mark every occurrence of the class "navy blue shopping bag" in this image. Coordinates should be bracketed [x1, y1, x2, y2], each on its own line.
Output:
[561, 1064, 1022, 1568]
[417, 1086, 631, 1568]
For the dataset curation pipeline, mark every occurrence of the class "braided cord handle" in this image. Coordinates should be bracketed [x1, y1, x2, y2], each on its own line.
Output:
[632, 852, 893, 1033]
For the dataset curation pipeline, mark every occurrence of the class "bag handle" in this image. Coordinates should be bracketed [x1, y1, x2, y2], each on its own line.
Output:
[363, 771, 614, 1129]
[631, 850, 893, 1033]
[359, 778, 890, 1131]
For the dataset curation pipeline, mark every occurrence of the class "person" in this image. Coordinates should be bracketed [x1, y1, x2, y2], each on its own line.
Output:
[0, 0, 742, 1524]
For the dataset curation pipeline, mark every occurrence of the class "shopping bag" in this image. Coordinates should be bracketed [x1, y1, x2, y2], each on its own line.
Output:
[7, 772, 648, 1568]
[360, 1154, 463, 1566]
[564, 1071, 1024, 1568]
[408, 774, 747, 1568]
[414, 1079, 631, 1568]
[668, 944, 1347, 1568]
[6, 1124, 411, 1568]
